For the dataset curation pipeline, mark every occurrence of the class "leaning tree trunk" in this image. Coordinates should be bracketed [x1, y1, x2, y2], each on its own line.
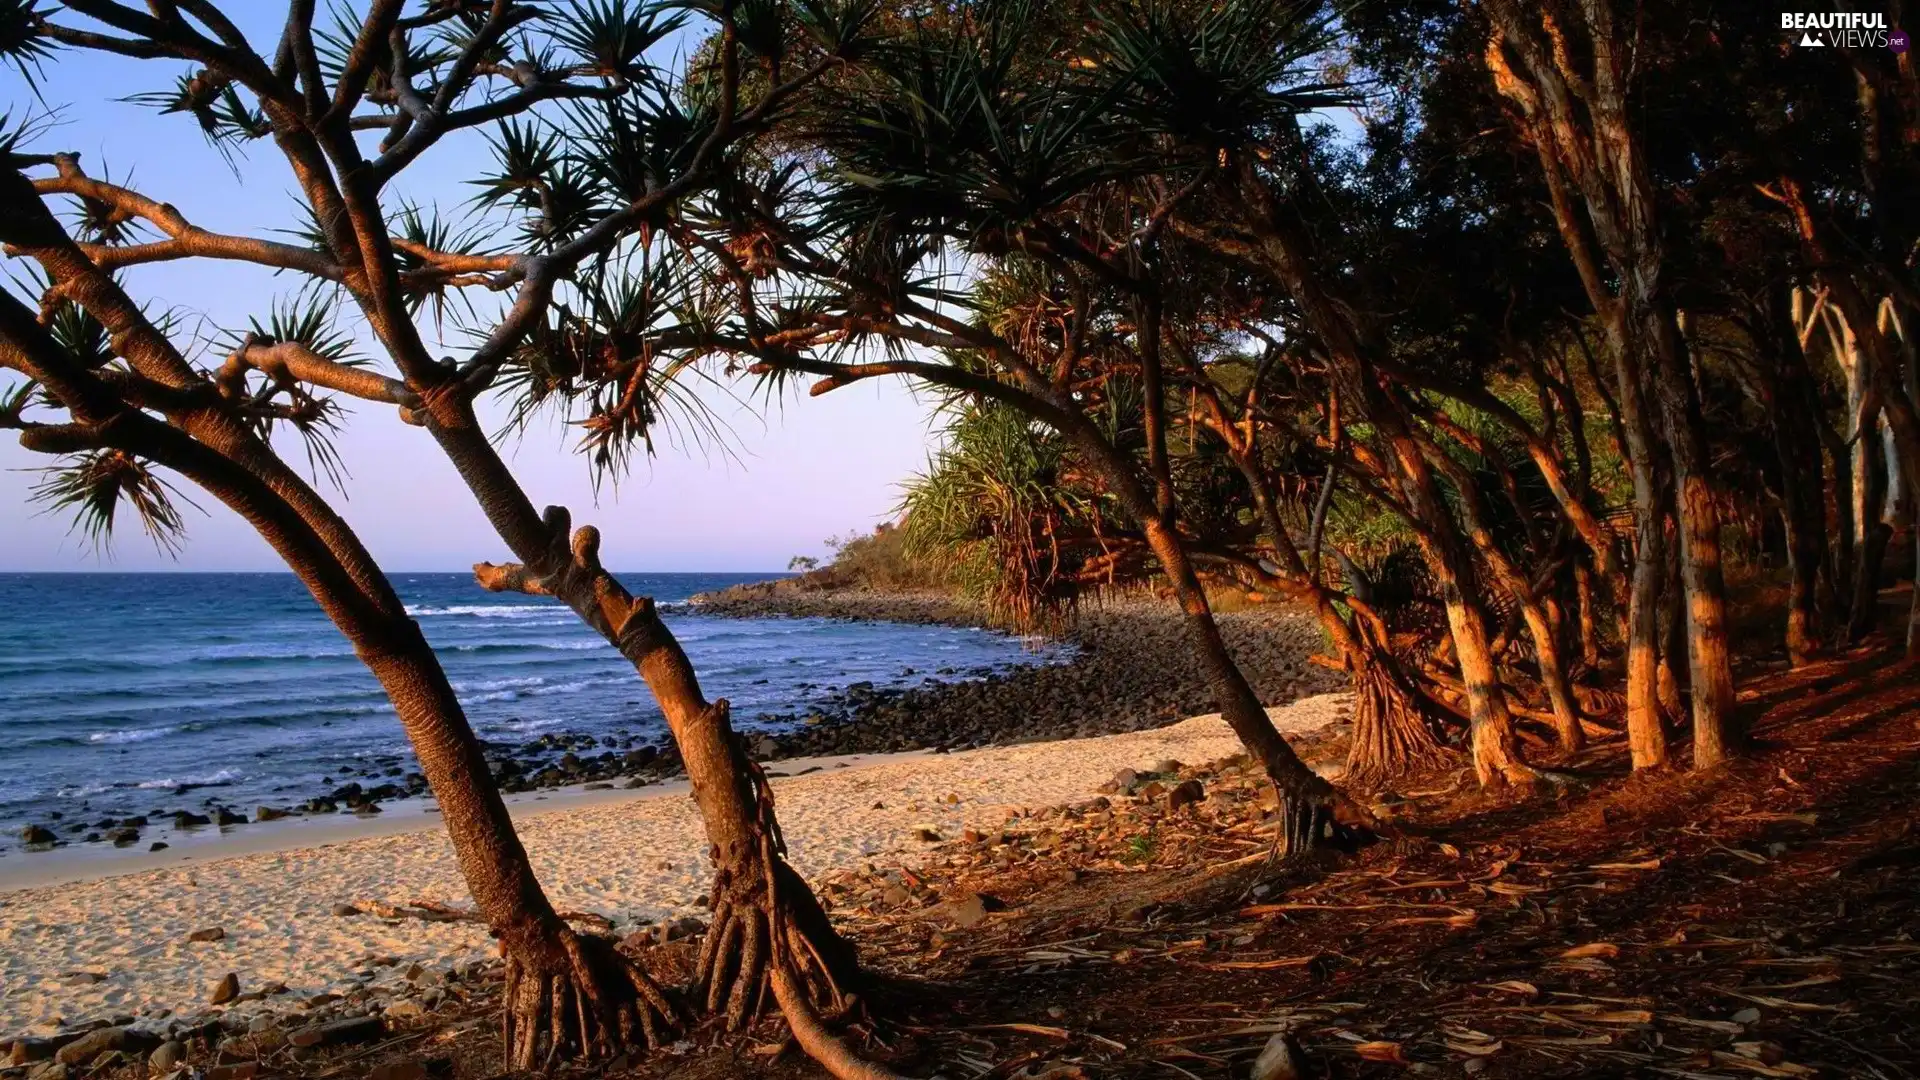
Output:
[1138, 518, 1350, 856]
[0, 202, 676, 1070]
[1368, 399, 1535, 789]
[473, 533, 859, 1031]
[419, 394, 862, 1045]
[357, 620, 680, 1070]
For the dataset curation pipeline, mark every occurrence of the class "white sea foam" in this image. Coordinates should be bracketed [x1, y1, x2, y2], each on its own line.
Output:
[451, 675, 547, 694]
[405, 604, 558, 618]
[86, 726, 179, 745]
[135, 768, 241, 790]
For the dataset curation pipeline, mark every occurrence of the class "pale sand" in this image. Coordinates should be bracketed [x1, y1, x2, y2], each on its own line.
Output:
[0, 694, 1347, 1036]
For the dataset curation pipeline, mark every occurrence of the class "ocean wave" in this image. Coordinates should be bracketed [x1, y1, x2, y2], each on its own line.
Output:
[137, 768, 241, 790]
[87, 725, 179, 745]
[451, 674, 547, 693]
[406, 604, 561, 618]
[448, 640, 606, 654]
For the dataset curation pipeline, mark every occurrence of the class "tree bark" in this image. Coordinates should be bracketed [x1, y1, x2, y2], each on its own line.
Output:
[1224, 449, 1448, 785]
[419, 394, 860, 1034]
[0, 192, 675, 1067]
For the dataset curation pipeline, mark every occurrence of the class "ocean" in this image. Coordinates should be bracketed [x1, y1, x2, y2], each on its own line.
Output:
[0, 573, 1053, 846]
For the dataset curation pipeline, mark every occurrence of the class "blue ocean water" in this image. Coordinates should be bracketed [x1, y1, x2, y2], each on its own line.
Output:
[0, 573, 1049, 839]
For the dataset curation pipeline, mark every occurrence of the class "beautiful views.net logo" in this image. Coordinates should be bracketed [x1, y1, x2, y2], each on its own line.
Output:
[1781, 11, 1904, 50]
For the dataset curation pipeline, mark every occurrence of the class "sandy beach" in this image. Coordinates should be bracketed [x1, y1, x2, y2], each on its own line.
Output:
[0, 694, 1347, 1038]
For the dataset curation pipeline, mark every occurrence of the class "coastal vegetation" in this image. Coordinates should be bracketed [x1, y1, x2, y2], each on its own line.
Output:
[0, 0, 1917, 1077]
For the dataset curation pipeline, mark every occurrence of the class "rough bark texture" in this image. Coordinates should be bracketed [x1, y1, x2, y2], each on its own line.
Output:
[0, 191, 674, 1067]
[467, 515, 861, 1034]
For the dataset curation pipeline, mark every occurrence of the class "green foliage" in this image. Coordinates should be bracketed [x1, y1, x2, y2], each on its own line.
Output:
[902, 401, 1100, 631]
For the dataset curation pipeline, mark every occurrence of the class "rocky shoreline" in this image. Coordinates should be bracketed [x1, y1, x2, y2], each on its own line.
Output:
[8, 585, 1335, 861]
[690, 583, 1343, 758]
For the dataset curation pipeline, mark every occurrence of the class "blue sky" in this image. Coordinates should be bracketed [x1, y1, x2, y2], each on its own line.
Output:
[0, 7, 938, 573]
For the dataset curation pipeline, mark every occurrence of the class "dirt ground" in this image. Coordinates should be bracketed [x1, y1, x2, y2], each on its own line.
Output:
[72, 644, 1920, 1080]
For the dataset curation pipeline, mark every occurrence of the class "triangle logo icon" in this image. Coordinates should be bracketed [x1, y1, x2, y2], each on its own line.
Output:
[1800, 31, 1824, 46]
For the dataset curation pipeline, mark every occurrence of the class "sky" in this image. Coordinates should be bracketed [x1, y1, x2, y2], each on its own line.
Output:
[0, 7, 939, 573]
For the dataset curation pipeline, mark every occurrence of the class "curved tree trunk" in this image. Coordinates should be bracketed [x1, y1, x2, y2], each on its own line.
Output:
[0, 206, 673, 1069]
[420, 395, 860, 1039]
[357, 622, 679, 1070]
[1139, 518, 1347, 856]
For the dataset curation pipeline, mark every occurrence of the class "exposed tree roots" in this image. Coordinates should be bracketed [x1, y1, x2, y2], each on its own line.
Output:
[501, 924, 682, 1072]
[1344, 659, 1453, 790]
[685, 749, 898, 1080]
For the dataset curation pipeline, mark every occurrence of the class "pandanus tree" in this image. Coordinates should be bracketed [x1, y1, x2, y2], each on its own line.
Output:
[657, 0, 1377, 852]
[0, 0, 894, 1073]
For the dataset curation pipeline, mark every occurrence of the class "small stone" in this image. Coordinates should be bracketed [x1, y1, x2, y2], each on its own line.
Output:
[404, 962, 427, 982]
[882, 885, 911, 908]
[148, 1041, 184, 1071]
[1167, 779, 1206, 812]
[247, 1015, 277, 1034]
[947, 892, 1004, 928]
[1251, 1031, 1307, 1080]
[255, 806, 289, 822]
[1107, 768, 1141, 794]
[330, 903, 360, 917]
[62, 971, 108, 985]
[20, 825, 55, 846]
[149, 842, 169, 852]
[1732, 1007, 1762, 1025]
[912, 826, 942, 842]
[384, 1000, 426, 1019]
[288, 1016, 384, 1049]
[188, 927, 226, 943]
[209, 972, 240, 1005]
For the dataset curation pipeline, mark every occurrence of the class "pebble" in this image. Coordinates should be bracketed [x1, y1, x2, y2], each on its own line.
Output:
[148, 1041, 183, 1071]
[1251, 1031, 1307, 1080]
[187, 927, 225, 943]
[208, 973, 239, 1006]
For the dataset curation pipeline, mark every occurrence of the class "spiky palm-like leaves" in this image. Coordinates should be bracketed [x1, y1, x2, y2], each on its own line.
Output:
[557, 0, 688, 83]
[495, 252, 733, 481]
[124, 69, 271, 157]
[0, 0, 53, 89]
[218, 293, 363, 491]
[1088, 0, 1351, 155]
[806, 1, 1128, 248]
[31, 449, 198, 555]
[904, 402, 1102, 630]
